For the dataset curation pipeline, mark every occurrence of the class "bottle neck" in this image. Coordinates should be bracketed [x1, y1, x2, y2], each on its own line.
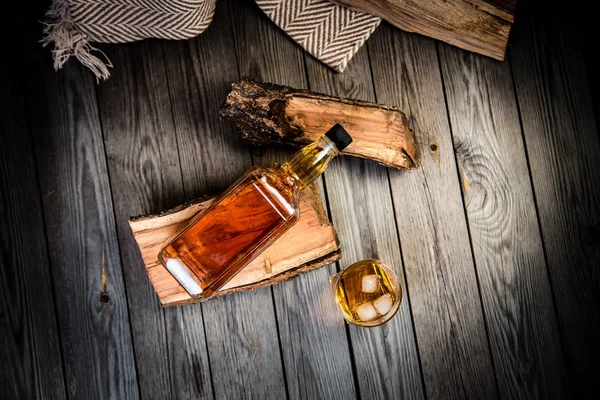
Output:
[282, 136, 340, 190]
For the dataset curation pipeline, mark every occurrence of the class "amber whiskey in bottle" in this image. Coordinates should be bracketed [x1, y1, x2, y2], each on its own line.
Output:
[159, 124, 352, 299]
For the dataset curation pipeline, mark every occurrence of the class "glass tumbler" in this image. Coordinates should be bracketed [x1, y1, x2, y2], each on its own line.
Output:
[330, 259, 402, 327]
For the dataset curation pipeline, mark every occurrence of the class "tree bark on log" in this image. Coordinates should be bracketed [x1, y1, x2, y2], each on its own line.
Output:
[129, 184, 340, 307]
[219, 78, 419, 170]
[330, 0, 516, 61]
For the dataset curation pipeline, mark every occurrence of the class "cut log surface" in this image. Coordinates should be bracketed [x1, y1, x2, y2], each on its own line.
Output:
[129, 184, 340, 306]
[331, 0, 515, 61]
[219, 78, 419, 170]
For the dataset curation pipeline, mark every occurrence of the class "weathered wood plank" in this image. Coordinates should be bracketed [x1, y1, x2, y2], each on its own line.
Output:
[367, 25, 497, 399]
[304, 47, 425, 399]
[26, 60, 138, 398]
[161, 1, 287, 398]
[227, 1, 358, 398]
[163, 306, 212, 400]
[0, 55, 66, 400]
[437, 37, 568, 397]
[509, 10, 600, 396]
[331, 0, 514, 61]
[129, 185, 340, 306]
[95, 40, 213, 399]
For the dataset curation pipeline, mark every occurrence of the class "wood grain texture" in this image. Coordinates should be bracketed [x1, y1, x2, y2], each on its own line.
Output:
[129, 185, 340, 306]
[509, 10, 600, 396]
[331, 0, 514, 60]
[26, 61, 138, 399]
[304, 47, 425, 400]
[95, 40, 213, 399]
[0, 58, 66, 400]
[438, 40, 568, 397]
[219, 78, 419, 169]
[228, 1, 358, 398]
[367, 25, 497, 400]
[161, 1, 287, 398]
[3, 1, 598, 398]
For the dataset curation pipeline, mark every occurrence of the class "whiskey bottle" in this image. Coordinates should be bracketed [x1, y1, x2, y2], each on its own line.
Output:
[159, 124, 352, 299]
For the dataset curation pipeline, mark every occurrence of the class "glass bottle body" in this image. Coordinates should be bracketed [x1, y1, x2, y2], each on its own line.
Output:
[159, 166, 300, 299]
[158, 131, 348, 300]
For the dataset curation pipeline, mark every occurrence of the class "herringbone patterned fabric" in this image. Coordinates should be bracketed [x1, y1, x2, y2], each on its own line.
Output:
[44, 0, 380, 78]
[257, 0, 380, 72]
[71, 0, 216, 42]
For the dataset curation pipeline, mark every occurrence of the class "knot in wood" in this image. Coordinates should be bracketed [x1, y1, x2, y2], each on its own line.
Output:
[100, 292, 110, 304]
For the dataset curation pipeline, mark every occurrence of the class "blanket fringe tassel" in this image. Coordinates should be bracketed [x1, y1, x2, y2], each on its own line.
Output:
[42, 0, 112, 81]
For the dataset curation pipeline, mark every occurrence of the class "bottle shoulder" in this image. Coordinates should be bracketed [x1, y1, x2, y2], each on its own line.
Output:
[246, 166, 294, 188]
[247, 165, 278, 177]
[252, 166, 300, 205]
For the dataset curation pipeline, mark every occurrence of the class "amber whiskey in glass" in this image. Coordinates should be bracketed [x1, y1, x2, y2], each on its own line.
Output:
[159, 124, 352, 299]
[330, 260, 402, 327]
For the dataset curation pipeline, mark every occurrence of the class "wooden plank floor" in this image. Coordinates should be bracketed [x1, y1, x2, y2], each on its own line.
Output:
[1, 0, 598, 398]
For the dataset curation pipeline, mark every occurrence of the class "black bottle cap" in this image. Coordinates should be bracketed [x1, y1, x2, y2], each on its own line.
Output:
[325, 123, 353, 151]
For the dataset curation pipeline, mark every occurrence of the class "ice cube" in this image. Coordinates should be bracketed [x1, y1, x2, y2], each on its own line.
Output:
[355, 302, 378, 321]
[361, 274, 379, 293]
[373, 294, 393, 316]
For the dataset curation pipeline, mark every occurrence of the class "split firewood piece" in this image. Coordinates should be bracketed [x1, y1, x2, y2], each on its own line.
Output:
[219, 78, 419, 170]
[129, 184, 340, 307]
[330, 0, 515, 61]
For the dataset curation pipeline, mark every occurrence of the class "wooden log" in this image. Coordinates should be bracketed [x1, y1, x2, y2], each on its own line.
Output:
[129, 184, 341, 307]
[219, 77, 419, 170]
[330, 0, 516, 61]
